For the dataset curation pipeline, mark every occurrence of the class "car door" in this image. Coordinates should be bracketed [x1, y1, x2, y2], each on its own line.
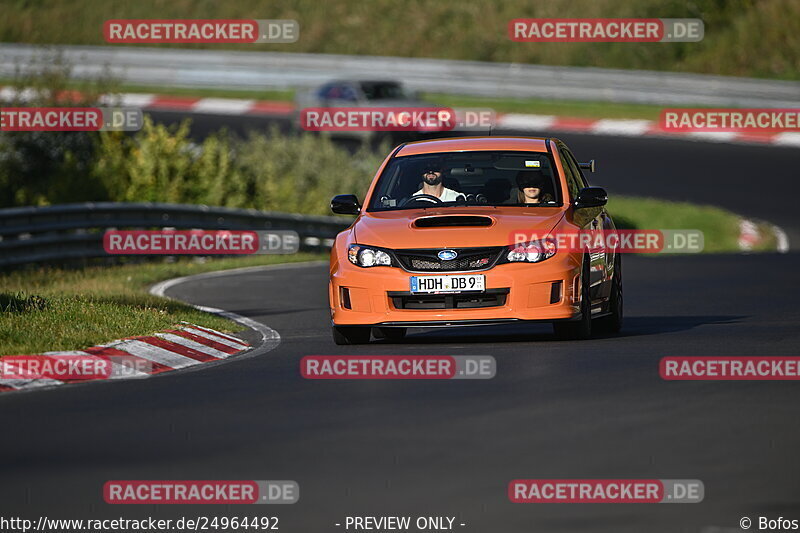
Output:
[558, 143, 610, 302]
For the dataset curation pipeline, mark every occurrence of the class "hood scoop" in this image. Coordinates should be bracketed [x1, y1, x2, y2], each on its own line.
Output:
[413, 215, 494, 228]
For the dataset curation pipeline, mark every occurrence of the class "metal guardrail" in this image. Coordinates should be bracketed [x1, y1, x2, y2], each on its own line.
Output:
[0, 202, 350, 267]
[2, 43, 799, 107]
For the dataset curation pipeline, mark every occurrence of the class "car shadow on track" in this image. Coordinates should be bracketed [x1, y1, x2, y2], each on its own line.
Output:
[376, 315, 746, 345]
[225, 307, 319, 317]
[605, 315, 747, 337]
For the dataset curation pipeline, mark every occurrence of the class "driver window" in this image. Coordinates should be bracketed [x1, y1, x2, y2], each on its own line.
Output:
[564, 149, 589, 188]
[558, 147, 581, 200]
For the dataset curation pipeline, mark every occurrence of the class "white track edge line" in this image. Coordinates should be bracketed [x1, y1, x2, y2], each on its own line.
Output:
[0, 262, 316, 394]
[147, 262, 328, 355]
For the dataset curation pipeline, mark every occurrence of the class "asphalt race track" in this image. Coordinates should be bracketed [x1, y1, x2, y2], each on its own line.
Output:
[1, 112, 799, 533]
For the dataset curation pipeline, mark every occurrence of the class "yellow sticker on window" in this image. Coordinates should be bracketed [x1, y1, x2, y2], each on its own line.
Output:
[525, 160, 541, 168]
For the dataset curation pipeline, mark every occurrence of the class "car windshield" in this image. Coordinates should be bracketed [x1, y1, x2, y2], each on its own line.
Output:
[360, 81, 411, 100]
[367, 151, 562, 211]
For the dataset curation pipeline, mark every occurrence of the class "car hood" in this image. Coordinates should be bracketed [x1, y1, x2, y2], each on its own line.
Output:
[354, 207, 565, 249]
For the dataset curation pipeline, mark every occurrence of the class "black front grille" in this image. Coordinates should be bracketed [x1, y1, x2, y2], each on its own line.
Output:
[389, 289, 509, 310]
[393, 247, 504, 272]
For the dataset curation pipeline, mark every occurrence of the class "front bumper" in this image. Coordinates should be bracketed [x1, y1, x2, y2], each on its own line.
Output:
[330, 252, 582, 326]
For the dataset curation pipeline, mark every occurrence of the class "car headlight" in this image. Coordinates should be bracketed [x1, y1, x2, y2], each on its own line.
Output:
[504, 238, 556, 263]
[348, 244, 392, 267]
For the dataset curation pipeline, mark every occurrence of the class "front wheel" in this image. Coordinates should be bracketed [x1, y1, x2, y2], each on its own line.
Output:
[332, 325, 371, 345]
[553, 258, 592, 340]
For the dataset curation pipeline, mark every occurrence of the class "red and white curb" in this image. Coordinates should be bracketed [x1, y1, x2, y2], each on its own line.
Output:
[0, 323, 251, 393]
[3, 87, 799, 148]
[738, 218, 790, 253]
[113, 93, 800, 147]
[495, 113, 800, 147]
[105, 92, 295, 115]
[739, 219, 762, 251]
[0, 87, 293, 116]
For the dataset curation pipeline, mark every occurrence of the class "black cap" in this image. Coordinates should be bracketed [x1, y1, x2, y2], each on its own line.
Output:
[423, 157, 448, 173]
[516, 170, 546, 189]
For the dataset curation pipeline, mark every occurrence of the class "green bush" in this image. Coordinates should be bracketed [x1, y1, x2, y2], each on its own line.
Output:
[0, 52, 118, 206]
[88, 119, 384, 215]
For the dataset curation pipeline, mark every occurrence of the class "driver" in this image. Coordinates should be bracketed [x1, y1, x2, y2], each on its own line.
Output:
[413, 164, 462, 202]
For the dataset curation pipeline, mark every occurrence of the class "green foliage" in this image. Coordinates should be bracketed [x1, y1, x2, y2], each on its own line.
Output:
[0, 51, 118, 206]
[89, 119, 383, 215]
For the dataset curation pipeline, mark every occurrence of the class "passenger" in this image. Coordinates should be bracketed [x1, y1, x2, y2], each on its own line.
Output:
[516, 170, 554, 204]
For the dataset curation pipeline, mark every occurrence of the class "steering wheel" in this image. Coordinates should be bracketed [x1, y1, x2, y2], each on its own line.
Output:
[399, 194, 443, 207]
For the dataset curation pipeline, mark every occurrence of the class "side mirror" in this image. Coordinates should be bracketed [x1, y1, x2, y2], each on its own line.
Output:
[331, 194, 361, 215]
[574, 187, 607, 209]
[579, 160, 596, 173]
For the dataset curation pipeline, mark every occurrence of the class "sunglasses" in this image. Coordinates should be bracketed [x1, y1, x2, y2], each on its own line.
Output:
[424, 168, 443, 174]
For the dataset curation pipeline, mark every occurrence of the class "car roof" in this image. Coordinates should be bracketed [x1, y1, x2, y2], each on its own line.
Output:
[395, 136, 555, 157]
[324, 79, 402, 86]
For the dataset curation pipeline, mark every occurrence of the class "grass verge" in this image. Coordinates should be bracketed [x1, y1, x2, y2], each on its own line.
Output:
[609, 196, 776, 253]
[0, 253, 325, 356]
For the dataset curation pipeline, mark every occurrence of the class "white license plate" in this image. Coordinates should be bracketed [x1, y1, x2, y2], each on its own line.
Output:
[410, 274, 485, 294]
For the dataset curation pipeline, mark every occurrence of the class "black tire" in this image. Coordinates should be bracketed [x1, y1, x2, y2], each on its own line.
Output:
[332, 325, 371, 345]
[553, 258, 592, 340]
[596, 254, 623, 334]
[373, 327, 407, 342]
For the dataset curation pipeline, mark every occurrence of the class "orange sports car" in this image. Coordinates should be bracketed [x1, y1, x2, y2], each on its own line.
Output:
[328, 136, 622, 344]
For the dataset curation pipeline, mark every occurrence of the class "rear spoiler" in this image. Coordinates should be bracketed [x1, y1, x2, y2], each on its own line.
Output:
[579, 160, 596, 173]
